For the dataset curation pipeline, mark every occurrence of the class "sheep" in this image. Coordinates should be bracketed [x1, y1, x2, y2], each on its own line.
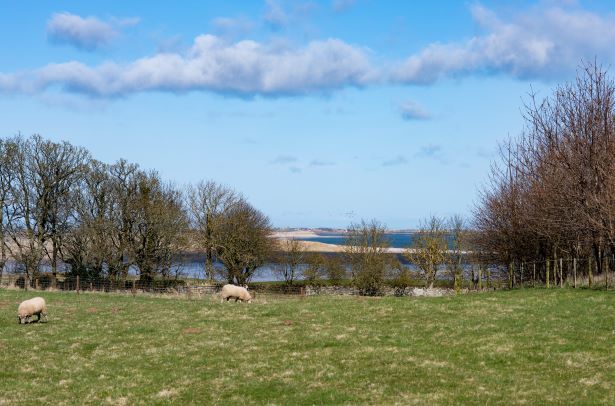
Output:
[220, 284, 252, 303]
[17, 297, 48, 324]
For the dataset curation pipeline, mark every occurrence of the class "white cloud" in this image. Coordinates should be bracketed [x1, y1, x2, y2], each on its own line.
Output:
[392, 4, 615, 84]
[46, 12, 137, 51]
[399, 100, 430, 120]
[0, 35, 374, 98]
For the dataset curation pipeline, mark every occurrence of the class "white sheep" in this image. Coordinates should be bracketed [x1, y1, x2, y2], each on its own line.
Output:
[17, 297, 48, 324]
[220, 284, 253, 303]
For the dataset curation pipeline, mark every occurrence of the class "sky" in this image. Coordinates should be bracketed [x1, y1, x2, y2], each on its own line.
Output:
[1, 0, 614, 229]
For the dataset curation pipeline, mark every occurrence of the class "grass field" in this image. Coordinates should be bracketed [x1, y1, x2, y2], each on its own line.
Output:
[0, 289, 613, 405]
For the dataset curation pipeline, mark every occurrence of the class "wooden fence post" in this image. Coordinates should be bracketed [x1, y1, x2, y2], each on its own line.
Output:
[132, 279, 136, 296]
[76, 275, 80, 294]
[520, 263, 524, 287]
[508, 262, 513, 289]
[588, 257, 593, 288]
[487, 268, 491, 289]
[35, 278, 39, 290]
[533, 263, 536, 288]
[546, 259, 550, 289]
[573, 258, 577, 289]
[478, 265, 482, 290]
[604, 257, 609, 290]
[560, 258, 563, 287]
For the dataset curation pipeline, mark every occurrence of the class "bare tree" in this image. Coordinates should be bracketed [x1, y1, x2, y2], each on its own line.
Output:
[187, 181, 238, 281]
[62, 160, 115, 280]
[345, 219, 391, 295]
[215, 198, 272, 285]
[407, 216, 447, 288]
[446, 215, 467, 293]
[303, 252, 326, 286]
[3, 136, 46, 288]
[0, 138, 16, 282]
[273, 238, 306, 285]
[474, 61, 615, 287]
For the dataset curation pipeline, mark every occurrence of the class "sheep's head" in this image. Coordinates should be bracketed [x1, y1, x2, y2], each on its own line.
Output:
[17, 315, 27, 324]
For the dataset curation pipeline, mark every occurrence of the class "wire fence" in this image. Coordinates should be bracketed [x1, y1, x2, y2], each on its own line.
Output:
[0, 274, 311, 298]
[0, 257, 610, 298]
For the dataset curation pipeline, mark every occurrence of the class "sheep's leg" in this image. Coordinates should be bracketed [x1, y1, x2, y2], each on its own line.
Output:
[235, 297, 239, 302]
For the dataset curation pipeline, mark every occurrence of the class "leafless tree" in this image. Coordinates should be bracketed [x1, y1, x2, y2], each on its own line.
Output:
[129, 172, 187, 284]
[273, 238, 306, 285]
[187, 181, 238, 281]
[474, 61, 615, 287]
[446, 215, 467, 293]
[407, 215, 447, 288]
[345, 219, 391, 295]
[215, 198, 272, 284]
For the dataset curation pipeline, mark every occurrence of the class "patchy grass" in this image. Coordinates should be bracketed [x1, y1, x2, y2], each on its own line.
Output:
[0, 289, 613, 405]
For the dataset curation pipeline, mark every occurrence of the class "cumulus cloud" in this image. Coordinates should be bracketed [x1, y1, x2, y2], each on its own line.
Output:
[46, 12, 138, 51]
[399, 100, 430, 120]
[392, 4, 615, 84]
[0, 35, 374, 98]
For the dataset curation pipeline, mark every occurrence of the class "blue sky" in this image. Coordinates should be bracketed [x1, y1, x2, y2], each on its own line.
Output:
[1, 0, 614, 228]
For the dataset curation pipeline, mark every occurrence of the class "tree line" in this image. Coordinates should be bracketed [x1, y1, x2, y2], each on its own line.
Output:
[473, 62, 614, 288]
[0, 135, 272, 288]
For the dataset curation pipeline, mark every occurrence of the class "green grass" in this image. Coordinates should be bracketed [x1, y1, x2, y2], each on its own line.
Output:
[0, 289, 613, 405]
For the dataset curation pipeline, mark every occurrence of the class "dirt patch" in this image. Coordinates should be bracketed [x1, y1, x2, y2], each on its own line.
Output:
[0, 300, 12, 310]
[182, 328, 201, 334]
[282, 320, 293, 326]
[86, 307, 98, 313]
[111, 307, 122, 313]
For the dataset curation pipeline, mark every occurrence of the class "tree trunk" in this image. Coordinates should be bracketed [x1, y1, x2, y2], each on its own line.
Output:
[51, 239, 59, 289]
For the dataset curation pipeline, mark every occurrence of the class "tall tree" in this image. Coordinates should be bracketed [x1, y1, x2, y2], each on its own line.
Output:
[129, 172, 187, 283]
[187, 181, 237, 281]
[215, 198, 272, 285]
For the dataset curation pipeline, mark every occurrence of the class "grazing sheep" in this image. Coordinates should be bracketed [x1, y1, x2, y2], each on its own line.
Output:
[220, 284, 252, 303]
[17, 297, 48, 324]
